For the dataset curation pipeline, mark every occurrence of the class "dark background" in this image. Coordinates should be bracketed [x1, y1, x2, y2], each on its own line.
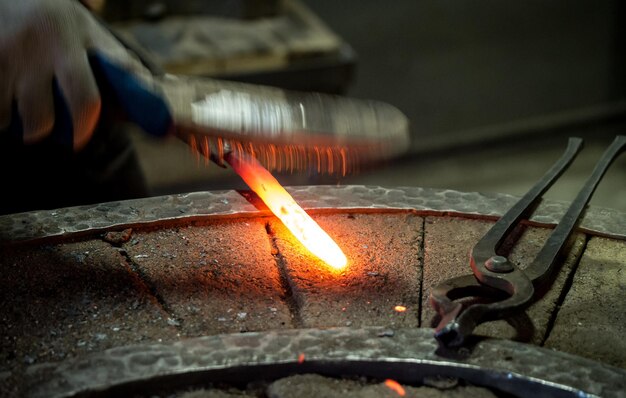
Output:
[299, 0, 626, 209]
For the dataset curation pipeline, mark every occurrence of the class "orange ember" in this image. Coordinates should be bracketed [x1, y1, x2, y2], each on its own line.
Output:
[226, 152, 347, 271]
[384, 379, 406, 396]
[298, 353, 305, 364]
[394, 305, 407, 312]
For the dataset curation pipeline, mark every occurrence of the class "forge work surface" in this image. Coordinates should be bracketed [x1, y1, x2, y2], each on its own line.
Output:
[1, 186, 625, 398]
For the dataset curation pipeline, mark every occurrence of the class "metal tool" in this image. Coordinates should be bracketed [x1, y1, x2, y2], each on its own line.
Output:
[88, 47, 409, 176]
[152, 67, 409, 174]
[430, 135, 626, 348]
[160, 75, 409, 175]
[17, 48, 407, 176]
[95, 18, 411, 176]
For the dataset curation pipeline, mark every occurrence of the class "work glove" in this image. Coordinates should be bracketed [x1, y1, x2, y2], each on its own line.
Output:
[0, 0, 171, 150]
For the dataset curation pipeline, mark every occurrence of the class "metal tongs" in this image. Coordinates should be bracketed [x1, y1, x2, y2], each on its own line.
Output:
[430, 135, 626, 349]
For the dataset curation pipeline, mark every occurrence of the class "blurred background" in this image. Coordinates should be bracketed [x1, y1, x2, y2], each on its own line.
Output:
[102, 0, 626, 210]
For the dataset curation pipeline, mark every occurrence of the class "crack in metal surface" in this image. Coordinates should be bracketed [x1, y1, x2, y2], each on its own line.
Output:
[540, 235, 590, 346]
[114, 244, 182, 329]
[265, 222, 304, 328]
[416, 216, 426, 328]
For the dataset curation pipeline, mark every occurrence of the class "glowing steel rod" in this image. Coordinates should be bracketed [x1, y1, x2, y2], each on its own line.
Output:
[384, 379, 406, 396]
[225, 151, 347, 271]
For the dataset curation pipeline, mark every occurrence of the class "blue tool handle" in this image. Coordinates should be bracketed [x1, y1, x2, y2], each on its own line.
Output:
[89, 52, 172, 137]
[8, 51, 172, 146]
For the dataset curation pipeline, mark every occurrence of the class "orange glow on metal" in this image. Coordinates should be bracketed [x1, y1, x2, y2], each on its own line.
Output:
[226, 152, 347, 271]
[394, 305, 407, 312]
[384, 379, 406, 396]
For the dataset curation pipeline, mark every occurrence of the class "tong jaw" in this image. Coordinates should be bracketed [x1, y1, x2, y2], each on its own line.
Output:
[431, 259, 534, 347]
[430, 135, 626, 349]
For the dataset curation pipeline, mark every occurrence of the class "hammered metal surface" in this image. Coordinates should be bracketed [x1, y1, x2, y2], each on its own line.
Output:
[24, 327, 626, 398]
[1, 186, 625, 243]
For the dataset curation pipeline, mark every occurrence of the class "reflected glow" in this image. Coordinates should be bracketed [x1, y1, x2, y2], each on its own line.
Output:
[226, 152, 347, 271]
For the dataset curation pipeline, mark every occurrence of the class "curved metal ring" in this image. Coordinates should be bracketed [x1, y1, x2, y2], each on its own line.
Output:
[21, 327, 626, 398]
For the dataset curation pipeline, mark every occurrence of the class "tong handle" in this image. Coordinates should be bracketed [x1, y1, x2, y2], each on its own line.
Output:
[527, 135, 626, 283]
[471, 137, 583, 279]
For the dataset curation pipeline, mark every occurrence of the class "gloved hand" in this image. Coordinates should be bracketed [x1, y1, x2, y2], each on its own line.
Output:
[0, 0, 169, 150]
